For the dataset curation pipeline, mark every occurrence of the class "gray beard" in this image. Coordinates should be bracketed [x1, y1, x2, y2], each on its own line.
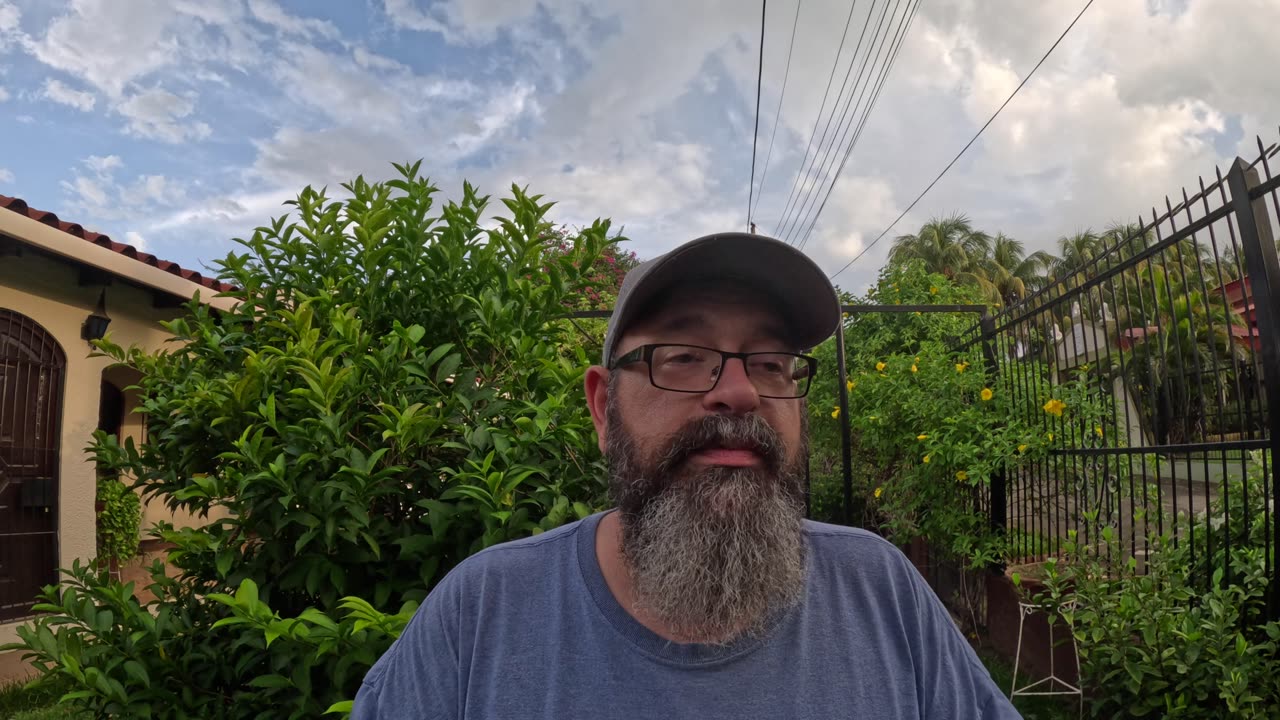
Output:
[606, 406, 809, 646]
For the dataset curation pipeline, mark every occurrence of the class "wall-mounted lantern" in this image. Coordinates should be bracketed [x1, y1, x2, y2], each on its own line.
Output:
[81, 289, 111, 342]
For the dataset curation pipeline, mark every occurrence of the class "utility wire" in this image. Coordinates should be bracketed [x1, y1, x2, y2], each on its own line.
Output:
[769, 0, 861, 238]
[775, 0, 878, 242]
[781, 0, 902, 246]
[795, 0, 919, 251]
[750, 0, 803, 222]
[748, 0, 768, 229]
[828, 0, 1097, 282]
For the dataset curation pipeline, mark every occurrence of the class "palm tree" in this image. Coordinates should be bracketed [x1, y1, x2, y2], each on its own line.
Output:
[986, 233, 1056, 305]
[888, 214, 1004, 304]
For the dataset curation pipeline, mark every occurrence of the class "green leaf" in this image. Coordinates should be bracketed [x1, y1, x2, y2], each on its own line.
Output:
[215, 549, 234, 578]
[236, 578, 260, 607]
[249, 674, 294, 689]
[435, 353, 462, 384]
[123, 660, 151, 688]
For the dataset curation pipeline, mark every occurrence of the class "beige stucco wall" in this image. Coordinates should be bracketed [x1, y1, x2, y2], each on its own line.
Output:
[0, 246, 222, 646]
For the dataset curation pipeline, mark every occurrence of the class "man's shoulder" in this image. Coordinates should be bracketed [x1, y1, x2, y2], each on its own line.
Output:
[803, 519, 901, 554]
[802, 520, 917, 577]
[445, 515, 588, 583]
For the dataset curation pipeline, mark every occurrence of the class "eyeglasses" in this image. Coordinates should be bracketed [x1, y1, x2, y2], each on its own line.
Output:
[609, 344, 817, 399]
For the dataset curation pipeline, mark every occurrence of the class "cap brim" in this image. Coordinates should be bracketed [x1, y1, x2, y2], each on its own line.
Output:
[605, 233, 840, 363]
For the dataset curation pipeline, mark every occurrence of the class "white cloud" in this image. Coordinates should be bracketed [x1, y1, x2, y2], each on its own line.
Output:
[0, 1, 18, 32]
[41, 78, 95, 110]
[116, 86, 212, 143]
[85, 154, 123, 176]
[0, 86, 8, 102]
[449, 83, 538, 155]
[248, 0, 339, 40]
[64, 174, 108, 208]
[124, 230, 148, 251]
[381, 0, 449, 35]
[30, 0, 189, 98]
[0, 168, 14, 184]
[352, 47, 408, 72]
[61, 155, 188, 221]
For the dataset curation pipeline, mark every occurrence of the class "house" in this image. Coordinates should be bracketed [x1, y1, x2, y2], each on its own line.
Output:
[1218, 276, 1263, 353]
[0, 194, 236, 680]
[1053, 313, 1147, 448]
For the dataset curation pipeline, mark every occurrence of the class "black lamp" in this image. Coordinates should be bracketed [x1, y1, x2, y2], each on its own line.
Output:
[82, 289, 112, 342]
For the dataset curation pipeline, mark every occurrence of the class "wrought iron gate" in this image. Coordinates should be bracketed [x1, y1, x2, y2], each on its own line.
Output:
[0, 309, 64, 622]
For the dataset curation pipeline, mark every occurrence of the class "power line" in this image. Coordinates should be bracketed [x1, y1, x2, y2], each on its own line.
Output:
[795, 0, 919, 251]
[828, 0, 1098, 282]
[781, 0, 904, 246]
[769, 0, 861, 238]
[774, 0, 878, 242]
[750, 0, 803, 222]
[747, 0, 768, 229]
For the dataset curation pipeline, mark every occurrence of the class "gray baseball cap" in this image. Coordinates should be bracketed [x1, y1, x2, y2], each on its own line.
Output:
[601, 232, 841, 365]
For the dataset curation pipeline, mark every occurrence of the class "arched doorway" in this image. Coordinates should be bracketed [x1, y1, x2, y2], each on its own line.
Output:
[0, 309, 65, 622]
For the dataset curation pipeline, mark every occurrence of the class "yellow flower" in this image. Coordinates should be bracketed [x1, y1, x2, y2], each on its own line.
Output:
[1017, 444, 1028, 454]
[911, 364, 918, 373]
[980, 388, 994, 402]
[956, 362, 969, 373]
[847, 380, 856, 392]
[1043, 398, 1066, 416]
[913, 311, 922, 316]
[930, 286, 939, 295]
[923, 454, 931, 463]
[874, 486, 883, 499]
[1095, 425, 1104, 437]
[869, 415, 878, 421]
[1047, 432, 1055, 442]
[876, 361, 887, 372]
[831, 407, 840, 419]
[956, 470, 969, 482]
[842, 312, 850, 319]
[917, 434, 928, 441]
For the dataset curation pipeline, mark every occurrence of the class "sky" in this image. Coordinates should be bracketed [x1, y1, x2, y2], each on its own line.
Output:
[0, 0, 1277, 294]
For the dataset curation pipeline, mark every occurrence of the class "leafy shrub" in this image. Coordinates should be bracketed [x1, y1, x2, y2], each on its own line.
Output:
[94, 467, 142, 567]
[2, 165, 620, 718]
[1041, 452, 1280, 719]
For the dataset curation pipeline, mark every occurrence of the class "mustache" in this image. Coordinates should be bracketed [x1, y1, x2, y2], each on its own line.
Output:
[654, 414, 785, 476]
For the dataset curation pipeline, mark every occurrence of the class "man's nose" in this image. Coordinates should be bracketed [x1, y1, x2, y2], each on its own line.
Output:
[702, 358, 761, 415]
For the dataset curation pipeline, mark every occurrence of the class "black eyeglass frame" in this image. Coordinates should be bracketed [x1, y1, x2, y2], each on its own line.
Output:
[608, 343, 819, 399]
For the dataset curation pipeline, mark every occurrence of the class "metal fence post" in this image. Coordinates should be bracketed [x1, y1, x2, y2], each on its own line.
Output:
[979, 311, 1008, 562]
[1226, 157, 1280, 620]
[835, 311, 857, 526]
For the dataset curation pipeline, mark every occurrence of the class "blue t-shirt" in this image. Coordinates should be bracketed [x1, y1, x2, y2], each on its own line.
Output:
[353, 511, 1021, 719]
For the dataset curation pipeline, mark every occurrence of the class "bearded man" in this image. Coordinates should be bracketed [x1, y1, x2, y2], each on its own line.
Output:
[353, 233, 1021, 719]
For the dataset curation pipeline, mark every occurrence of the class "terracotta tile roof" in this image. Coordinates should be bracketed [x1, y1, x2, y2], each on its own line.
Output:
[0, 194, 236, 294]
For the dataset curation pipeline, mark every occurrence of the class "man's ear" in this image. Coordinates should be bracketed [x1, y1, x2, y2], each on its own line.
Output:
[584, 365, 610, 454]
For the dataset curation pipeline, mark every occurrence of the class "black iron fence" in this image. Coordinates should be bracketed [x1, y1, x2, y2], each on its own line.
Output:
[961, 134, 1280, 619]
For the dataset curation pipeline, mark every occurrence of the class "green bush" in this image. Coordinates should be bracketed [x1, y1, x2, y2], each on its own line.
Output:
[1041, 453, 1280, 719]
[2, 165, 620, 718]
[94, 469, 142, 566]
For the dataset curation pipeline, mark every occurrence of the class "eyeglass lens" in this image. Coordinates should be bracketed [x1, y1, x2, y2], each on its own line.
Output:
[649, 345, 809, 397]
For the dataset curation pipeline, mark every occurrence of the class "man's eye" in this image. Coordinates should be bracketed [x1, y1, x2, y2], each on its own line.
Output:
[665, 352, 700, 365]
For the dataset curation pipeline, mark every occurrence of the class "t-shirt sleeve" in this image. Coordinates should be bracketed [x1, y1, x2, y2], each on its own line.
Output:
[350, 577, 462, 720]
[897, 553, 1023, 720]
